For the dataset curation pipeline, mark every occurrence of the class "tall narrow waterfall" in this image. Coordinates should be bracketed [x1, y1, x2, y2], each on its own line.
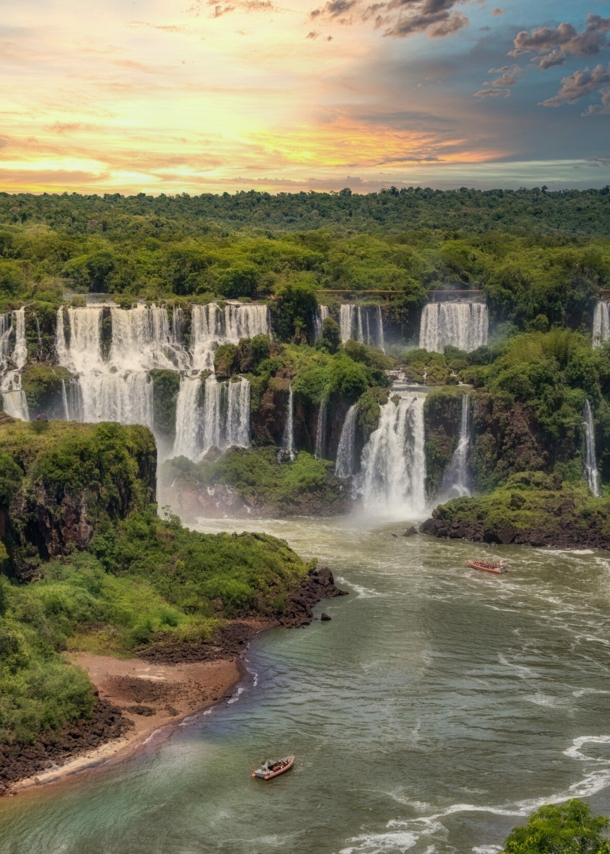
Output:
[279, 386, 295, 461]
[314, 305, 329, 339]
[593, 302, 610, 349]
[419, 302, 488, 353]
[172, 375, 250, 462]
[439, 395, 472, 499]
[359, 393, 427, 516]
[1, 308, 29, 421]
[314, 397, 327, 459]
[583, 400, 601, 497]
[335, 404, 358, 478]
[339, 305, 385, 349]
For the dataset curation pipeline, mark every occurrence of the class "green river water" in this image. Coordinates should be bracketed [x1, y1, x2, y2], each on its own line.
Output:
[2, 515, 610, 854]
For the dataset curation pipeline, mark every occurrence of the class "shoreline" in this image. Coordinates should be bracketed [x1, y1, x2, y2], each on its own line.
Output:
[5, 567, 347, 796]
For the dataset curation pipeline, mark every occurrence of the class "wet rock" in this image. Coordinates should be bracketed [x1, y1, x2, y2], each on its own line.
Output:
[403, 525, 418, 537]
[320, 613, 331, 621]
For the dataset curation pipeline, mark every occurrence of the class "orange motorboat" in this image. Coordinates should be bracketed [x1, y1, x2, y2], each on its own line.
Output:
[467, 559, 509, 574]
[252, 755, 295, 780]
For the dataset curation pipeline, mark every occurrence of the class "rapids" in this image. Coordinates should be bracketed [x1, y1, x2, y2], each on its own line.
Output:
[3, 517, 610, 854]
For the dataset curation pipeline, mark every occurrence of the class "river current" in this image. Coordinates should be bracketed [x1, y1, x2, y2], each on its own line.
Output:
[2, 516, 610, 854]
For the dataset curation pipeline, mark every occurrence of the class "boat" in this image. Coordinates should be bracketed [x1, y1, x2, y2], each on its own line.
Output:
[467, 559, 509, 574]
[252, 755, 295, 780]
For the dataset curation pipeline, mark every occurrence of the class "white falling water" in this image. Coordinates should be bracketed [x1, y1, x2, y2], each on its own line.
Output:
[583, 400, 601, 497]
[339, 305, 385, 349]
[109, 305, 188, 371]
[56, 306, 153, 427]
[593, 302, 610, 349]
[314, 397, 327, 460]
[279, 386, 295, 461]
[335, 404, 358, 478]
[419, 302, 489, 353]
[1, 308, 29, 421]
[439, 395, 472, 500]
[172, 375, 250, 462]
[314, 305, 330, 339]
[359, 393, 427, 516]
[191, 303, 271, 371]
[377, 306, 386, 354]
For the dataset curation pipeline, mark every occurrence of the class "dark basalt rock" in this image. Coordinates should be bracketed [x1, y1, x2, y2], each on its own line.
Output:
[0, 700, 132, 795]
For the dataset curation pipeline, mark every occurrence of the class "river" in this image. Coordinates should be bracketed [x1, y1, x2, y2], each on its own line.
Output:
[2, 515, 610, 854]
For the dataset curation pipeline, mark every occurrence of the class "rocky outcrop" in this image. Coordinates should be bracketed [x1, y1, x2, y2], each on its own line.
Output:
[137, 567, 348, 663]
[421, 473, 610, 550]
[0, 699, 131, 794]
[0, 419, 156, 581]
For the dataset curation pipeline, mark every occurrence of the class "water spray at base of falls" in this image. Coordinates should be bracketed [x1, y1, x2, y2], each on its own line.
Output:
[583, 399, 601, 497]
[438, 394, 472, 500]
[335, 404, 358, 478]
[358, 393, 427, 517]
[419, 302, 488, 353]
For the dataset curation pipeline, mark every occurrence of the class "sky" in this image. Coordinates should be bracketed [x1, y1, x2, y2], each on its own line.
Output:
[1, 0, 610, 193]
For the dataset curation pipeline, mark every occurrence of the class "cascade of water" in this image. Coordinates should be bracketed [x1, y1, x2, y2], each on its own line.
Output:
[172, 376, 203, 460]
[419, 302, 489, 353]
[335, 404, 358, 478]
[172, 307, 184, 342]
[279, 386, 295, 461]
[439, 395, 472, 499]
[314, 397, 327, 459]
[593, 302, 610, 349]
[377, 306, 386, 353]
[583, 399, 601, 497]
[0, 312, 11, 369]
[56, 307, 104, 373]
[12, 308, 27, 370]
[314, 305, 329, 339]
[356, 307, 365, 344]
[225, 378, 250, 450]
[339, 305, 354, 343]
[79, 372, 154, 427]
[61, 380, 71, 420]
[1, 308, 29, 421]
[109, 305, 187, 371]
[191, 303, 271, 370]
[359, 393, 427, 515]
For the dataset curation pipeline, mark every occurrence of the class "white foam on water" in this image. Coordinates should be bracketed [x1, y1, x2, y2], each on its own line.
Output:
[227, 687, 245, 705]
[335, 577, 384, 599]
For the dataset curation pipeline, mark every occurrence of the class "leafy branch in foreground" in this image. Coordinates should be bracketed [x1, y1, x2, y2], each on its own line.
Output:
[502, 799, 610, 854]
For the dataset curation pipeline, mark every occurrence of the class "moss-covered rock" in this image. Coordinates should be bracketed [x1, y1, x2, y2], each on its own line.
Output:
[424, 387, 466, 495]
[421, 472, 610, 549]
[0, 417, 156, 580]
[150, 369, 180, 442]
[21, 364, 72, 420]
[356, 386, 390, 444]
[214, 343, 238, 378]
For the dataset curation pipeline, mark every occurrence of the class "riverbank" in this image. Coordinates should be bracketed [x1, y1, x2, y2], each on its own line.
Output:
[2, 567, 346, 795]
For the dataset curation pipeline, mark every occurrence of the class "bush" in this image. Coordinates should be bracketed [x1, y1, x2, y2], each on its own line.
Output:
[502, 799, 610, 853]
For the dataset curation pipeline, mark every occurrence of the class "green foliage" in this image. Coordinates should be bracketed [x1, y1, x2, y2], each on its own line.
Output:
[0, 450, 22, 506]
[214, 343, 238, 378]
[321, 316, 341, 353]
[163, 447, 345, 514]
[502, 799, 610, 854]
[20, 364, 72, 419]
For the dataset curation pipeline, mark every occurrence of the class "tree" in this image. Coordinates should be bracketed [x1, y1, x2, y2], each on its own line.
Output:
[502, 800, 610, 854]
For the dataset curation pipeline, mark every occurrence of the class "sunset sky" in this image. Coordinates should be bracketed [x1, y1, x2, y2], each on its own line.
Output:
[1, 0, 610, 193]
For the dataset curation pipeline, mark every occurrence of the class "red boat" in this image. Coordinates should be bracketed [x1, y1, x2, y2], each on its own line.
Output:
[252, 755, 295, 780]
[467, 559, 509, 574]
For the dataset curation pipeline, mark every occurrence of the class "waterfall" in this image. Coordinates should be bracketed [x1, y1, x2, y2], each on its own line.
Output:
[335, 404, 358, 478]
[339, 305, 354, 344]
[583, 400, 601, 497]
[377, 306, 385, 353]
[172, 374, 250, 462]
[439, 395, 472, 499]
[1, 308, 29, 421]
[61, 379, 71, 421]
[339, 304, 385, 349]
[314, 305, 329, 339]
[109, 305, 188, 371]
[314, 397, 327, 459]
[593, 302, 610, 349]
[279, 386, 295, 461]
[419, 302, 489, 353]
[359, 393, 427, 516]
[191, 303, 271, 370]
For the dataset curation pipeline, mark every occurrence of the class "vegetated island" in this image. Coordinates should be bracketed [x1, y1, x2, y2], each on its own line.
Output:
[0, 414, 345, 794]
